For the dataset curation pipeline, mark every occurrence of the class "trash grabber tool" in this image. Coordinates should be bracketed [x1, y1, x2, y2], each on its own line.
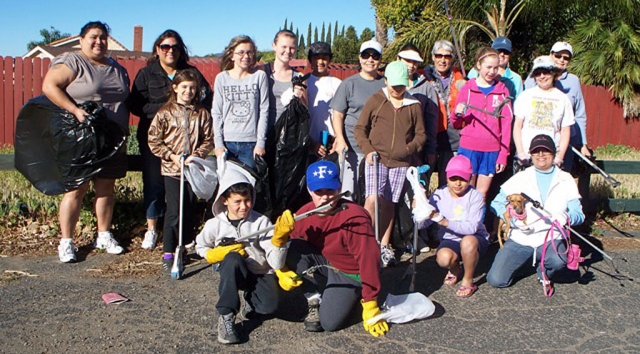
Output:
[402, 165, 431, 292]
[571, 146, 621, 188]
[234, 191, 352, 243]
[373, 152, 380, 244]
[171, 107, 190, 280]
[339, 149, 347, 183]
[442, 0, 466, 77]
[461, 96, 513, 118]
[520, 193, 617, 262]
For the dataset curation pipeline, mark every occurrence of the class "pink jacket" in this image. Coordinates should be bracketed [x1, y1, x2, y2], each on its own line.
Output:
[450, 78, 513, 165]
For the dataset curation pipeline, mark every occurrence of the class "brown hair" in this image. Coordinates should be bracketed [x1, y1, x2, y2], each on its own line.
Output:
[221, 35, 257, 71]
[474, 47, 499, 69]
[148, 29, 190, 68]
[160, 69, 202, 109]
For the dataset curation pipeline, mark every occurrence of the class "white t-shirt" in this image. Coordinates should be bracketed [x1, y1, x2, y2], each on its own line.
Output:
[307, 74, 342, 142]
[514, 86, 575, 152]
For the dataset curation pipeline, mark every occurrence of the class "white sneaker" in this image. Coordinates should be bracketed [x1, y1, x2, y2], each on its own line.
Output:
[141, 230, 157, 250]
[58, 240, 77, 263]
[185, 240, 196, 249]
[95, 232, 124, 254]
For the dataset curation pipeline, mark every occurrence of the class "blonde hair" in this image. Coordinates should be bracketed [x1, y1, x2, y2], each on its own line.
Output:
[221, 35, 257, 71]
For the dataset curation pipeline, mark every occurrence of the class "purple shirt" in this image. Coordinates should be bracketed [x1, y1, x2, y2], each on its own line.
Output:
[421, 185, 489, 242]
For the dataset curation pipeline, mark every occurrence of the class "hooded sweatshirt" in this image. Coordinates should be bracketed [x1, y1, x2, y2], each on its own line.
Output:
[354, 88, 426, 168]
[195, 162, 287, 274]
[450, 78, 513, 165]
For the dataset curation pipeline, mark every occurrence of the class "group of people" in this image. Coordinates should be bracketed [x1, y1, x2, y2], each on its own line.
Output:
[42, 20, 588, 344]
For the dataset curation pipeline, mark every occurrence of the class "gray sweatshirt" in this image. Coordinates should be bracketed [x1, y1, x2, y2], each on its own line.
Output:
[212, 70, 269, 149]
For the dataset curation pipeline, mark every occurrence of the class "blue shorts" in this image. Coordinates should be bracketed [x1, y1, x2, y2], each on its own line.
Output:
[437, 236, 489, 259]
[457, 147, 498, 177]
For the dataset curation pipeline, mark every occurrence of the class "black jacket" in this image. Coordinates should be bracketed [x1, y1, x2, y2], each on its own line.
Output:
[128, 60, 213, 140]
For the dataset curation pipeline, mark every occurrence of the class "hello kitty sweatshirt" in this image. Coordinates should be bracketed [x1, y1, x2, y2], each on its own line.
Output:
[212, 70, 269, 149]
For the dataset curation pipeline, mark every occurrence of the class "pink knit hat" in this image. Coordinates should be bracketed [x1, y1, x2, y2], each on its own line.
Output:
[446, 155, 472, 181]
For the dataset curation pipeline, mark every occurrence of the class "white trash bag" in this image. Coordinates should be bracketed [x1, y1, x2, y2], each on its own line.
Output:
[366, 292, 435, 325]
[185, 156, 218, 201]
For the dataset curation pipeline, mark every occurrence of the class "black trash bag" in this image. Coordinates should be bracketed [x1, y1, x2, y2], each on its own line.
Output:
[253, 155, 273, 218]
[266, 96, 310, 219]
[14, 95, 126, 195]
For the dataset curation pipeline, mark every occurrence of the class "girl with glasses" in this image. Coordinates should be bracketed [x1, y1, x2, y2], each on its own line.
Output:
[212, 35, 269, 170]
[514, 56, 574, 171]
[129, 29, 212, 251]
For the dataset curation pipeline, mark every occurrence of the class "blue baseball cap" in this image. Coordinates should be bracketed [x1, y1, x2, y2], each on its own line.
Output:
[492, 37, 512, 52]
[306, 161, 341, 192]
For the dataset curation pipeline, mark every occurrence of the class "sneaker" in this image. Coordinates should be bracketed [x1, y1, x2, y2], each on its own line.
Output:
[185, 240, 196, 249]
[94, 232, 124, 254]
[141, 230, 157, 250]
[217, 313, 240, 344]
[162, 256, 173, 275]
[303, 297, 323, 332]
[540, 278, 555, 297]
[239, 290, 254, 320]
[58, 240, 77, 263]
[381, 244, 396, 268]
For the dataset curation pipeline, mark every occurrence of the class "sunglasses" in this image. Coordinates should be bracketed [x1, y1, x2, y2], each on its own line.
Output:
[533, 69, 553, 77]
[159, 44, 180, 53]
[433, 53, 453, 60]
[360, 51, 381, 60]
[553, 53, 571, 61]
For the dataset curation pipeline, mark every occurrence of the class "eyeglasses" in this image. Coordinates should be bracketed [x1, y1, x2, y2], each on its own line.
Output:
[433, 53, 453, 60]
[159, 44, 180, 53]
[497, 49, 511, 55]
[360, 51, 381, 60]
[553, 53, 571, 61]
[531, 150, 553, 157]
[234, 50, 255, 57]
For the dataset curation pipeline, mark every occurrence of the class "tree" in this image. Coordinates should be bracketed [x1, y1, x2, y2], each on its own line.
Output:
[327, 23, 333, 46]
[27, 26, 71, 50]
[307, 23, 312, 47]
[297, 34, 307, 59]
[314, 27, 319, 42]
[284, 18, 288, 31]
[333, 26, 360, 64]
[334, 21, 339, 40]
[321, 23, 326, 42]
[568, 0, 640, 118]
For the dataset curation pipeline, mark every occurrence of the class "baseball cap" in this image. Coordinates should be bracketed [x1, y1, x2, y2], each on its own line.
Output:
[529, 134, 557, 154]
[384, 61, 409, 86]
[445, 155, 472, 181]
[306, 161, 341, 192]
[492, 37, 512, 52]
[530, 55, 557, 76]
[308, 41, 332, 60]
[397, 50, 423, 63]
[550, 41, 573, 56]
[359, 40, 383, 55]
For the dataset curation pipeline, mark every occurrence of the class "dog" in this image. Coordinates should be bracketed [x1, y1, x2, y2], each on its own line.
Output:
[497, 194, 527, 248]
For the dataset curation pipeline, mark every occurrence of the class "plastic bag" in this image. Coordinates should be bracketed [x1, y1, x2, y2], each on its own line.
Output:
[14, 96, 126, 195]
[185, 156, 218, 201]
[366, 292, 435, 325]
[266, 96, 310, 218]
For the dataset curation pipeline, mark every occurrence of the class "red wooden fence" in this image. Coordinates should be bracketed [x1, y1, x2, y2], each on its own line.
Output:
[1, 55, 636, 149]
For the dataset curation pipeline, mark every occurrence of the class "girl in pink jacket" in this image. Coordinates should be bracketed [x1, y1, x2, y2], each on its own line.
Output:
[451, 47, 513, 198]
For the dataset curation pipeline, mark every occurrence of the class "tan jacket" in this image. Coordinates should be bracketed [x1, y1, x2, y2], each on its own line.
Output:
[148, 102, 214, 177]
[354, 88, 426, 168]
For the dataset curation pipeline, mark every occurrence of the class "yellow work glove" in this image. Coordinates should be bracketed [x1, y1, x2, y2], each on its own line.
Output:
[204, 243, 246, 264]
[361, 299, 389, 337]
[275, 267, 303, 291]
[272, 209, 295, 247]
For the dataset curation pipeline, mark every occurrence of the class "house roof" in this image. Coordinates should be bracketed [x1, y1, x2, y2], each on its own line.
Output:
[49, 35, 129, 51]
[23, 45, 152, 60]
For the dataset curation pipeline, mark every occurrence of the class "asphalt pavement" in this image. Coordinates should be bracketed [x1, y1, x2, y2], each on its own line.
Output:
[0, 243, 639, 353]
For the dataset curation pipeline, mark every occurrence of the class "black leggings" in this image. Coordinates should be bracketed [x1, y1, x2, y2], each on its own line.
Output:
[162, 177, 198, 253]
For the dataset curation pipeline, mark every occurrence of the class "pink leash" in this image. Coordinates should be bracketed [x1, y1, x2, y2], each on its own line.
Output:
[539, 214, 571, 298]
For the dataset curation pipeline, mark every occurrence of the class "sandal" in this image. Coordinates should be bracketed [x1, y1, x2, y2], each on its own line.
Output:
[456, 284, 478, 298]
[443, 270, 462, 286]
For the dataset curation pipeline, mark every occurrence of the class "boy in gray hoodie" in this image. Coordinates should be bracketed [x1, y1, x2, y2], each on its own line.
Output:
[195, 162, 294, 344]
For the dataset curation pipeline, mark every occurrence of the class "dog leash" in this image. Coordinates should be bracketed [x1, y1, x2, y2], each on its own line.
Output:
[538, 215, 572, 297]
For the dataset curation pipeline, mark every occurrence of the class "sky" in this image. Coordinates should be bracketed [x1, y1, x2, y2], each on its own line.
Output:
[0, 0, 377, 57]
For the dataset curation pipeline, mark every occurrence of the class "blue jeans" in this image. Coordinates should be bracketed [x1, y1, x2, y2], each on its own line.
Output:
[138, 133, 165, 219]
[487, 238, 567, 288]
[226, 141, 256, 170]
